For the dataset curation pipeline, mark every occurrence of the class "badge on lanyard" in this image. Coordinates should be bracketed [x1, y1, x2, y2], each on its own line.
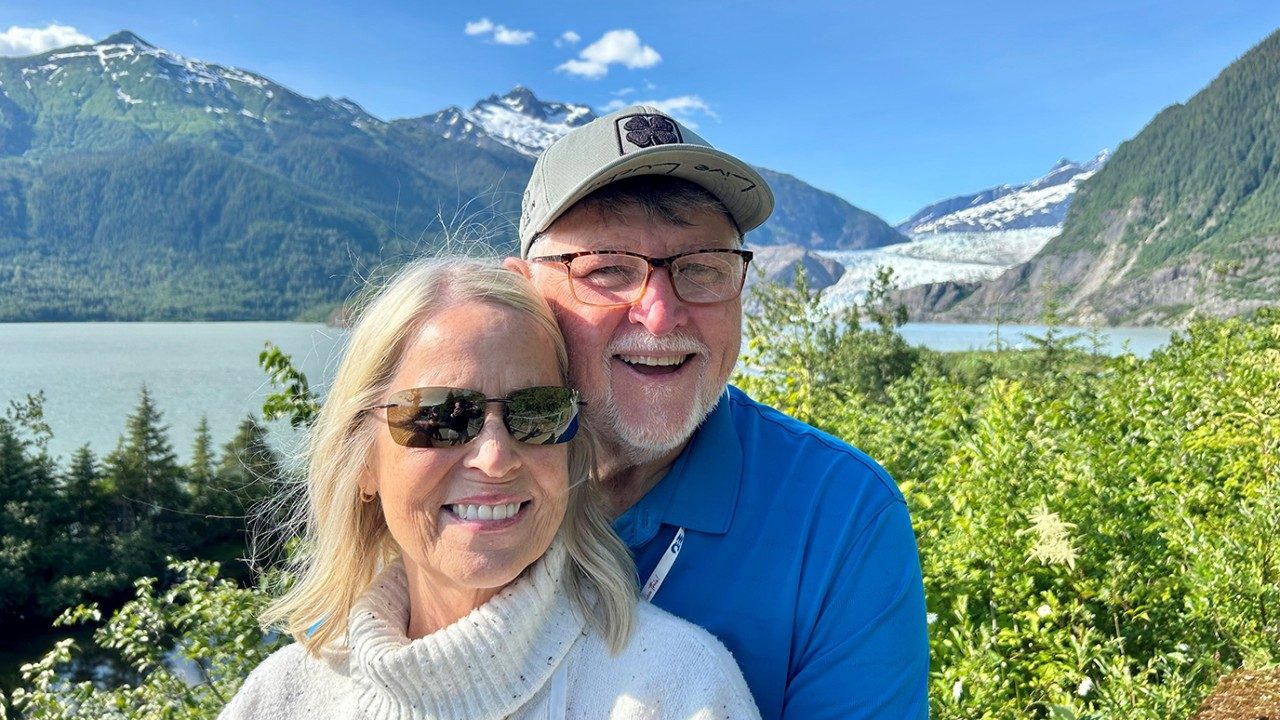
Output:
[640, 527, 685, 601]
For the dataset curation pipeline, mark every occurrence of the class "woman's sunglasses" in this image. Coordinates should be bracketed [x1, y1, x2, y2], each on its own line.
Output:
[363, 386, 584, 448]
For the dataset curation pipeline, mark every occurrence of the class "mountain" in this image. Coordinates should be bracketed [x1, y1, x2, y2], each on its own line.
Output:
[0, 31, 535, 320]
[899, 152, 1108, 235]
[750, 168, 906, 250]
[0, 32, 902, 321]
[800, 154, 1106, 309]
[416, 90, 905, 251]
[0, 30, 387, 155]
[418, 86, 596, 157]
[908, 29, 1280, 326]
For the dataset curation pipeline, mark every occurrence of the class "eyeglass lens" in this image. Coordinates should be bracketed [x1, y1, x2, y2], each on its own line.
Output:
[567, 251, 747, 306]
[384, 387, 580, 448]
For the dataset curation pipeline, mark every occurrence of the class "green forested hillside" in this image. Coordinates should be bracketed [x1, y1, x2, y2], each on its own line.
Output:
[0, 32, 537, 320]
[1057, 28, 1280, 267]
[0, 144, 403, 320]
[916, 28, 1280, 325]
[751, 167, 906, 249]
[0, 31, 901, 321]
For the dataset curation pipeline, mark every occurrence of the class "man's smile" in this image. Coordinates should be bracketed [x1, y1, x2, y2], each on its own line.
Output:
[615, 353, 694, 374]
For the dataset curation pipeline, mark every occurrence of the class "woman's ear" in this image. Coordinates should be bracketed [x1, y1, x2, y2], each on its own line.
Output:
[358, 462, 380, 499]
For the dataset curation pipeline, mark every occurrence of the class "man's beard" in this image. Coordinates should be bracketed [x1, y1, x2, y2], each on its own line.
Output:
[587, 331, 726, 467]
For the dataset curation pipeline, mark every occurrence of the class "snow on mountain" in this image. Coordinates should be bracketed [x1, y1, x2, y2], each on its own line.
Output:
[42, 31, 269, 93]
[899, 151, 1109, 235]
[421, 86, 596, 157]
[18, 31, 381, 128]
[806, 153, 1108, 311]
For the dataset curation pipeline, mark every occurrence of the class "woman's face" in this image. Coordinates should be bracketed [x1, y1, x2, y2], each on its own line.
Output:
[366, 300, 570, 620]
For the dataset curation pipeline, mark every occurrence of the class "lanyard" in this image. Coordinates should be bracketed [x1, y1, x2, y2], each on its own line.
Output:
[640, 527, 686, 602]
[546, 660, 567, 719]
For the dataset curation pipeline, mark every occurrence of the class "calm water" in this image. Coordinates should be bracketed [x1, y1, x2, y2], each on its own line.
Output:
[898, 322, 1172, 355]
[0, 322, 347, 462]
[0, 321, 1173, 462]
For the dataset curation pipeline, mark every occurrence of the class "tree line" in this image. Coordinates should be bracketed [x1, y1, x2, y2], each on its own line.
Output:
[0, 387, 279, 633]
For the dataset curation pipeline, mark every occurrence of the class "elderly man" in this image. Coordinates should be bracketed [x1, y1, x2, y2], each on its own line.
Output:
[509, 106, 929, 719]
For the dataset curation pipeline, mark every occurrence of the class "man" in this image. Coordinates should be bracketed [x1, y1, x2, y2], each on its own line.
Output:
[509, 106, 929, 719]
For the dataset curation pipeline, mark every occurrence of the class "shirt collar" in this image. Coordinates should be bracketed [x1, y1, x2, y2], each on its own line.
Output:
[615, 388, 742, 545]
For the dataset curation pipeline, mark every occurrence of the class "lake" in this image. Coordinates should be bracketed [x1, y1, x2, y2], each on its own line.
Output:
[1, 322, 345, 463]
[0, 321, 1173, 461]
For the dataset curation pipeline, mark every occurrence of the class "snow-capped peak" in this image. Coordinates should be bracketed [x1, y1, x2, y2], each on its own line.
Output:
[19, 30, 386, 131]
[899, 151, 1110, 235]
[421, 86, 597, 157]
[39, 31, 273, 93]
[1084, 149, 1110, 171]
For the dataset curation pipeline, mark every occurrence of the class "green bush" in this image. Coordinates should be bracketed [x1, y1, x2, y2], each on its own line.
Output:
[7, 288, 1278, 718]
[735, 278, 1280, 718]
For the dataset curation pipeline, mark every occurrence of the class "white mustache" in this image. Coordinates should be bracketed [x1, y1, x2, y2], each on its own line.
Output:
[606, 332, 708, 357]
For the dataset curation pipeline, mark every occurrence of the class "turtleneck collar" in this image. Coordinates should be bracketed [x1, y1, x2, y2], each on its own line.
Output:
[345, 541, 586, 720]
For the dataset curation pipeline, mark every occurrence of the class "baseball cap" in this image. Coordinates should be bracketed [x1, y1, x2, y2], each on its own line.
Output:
[519, 105, 775, 257]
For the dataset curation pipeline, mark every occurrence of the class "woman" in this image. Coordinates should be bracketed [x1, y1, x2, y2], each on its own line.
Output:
[221, 258, 759, 719]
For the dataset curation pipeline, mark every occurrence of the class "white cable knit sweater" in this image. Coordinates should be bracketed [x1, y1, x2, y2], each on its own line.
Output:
[219, 543, 759, 720]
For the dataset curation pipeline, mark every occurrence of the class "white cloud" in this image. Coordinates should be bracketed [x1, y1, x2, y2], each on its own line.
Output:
[611, 87, 636, 97]
[466, 18, 534, 45]
[465, 18, 495, 36]
[557, 29, 660, 79]
[0, 23, 93, 57]
[554, 30, 581, 48]
[602, 95, 716, 129]
[493, 26, 535, 45]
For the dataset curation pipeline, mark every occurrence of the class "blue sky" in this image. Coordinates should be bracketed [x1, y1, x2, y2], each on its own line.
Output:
[3, 1, 1279, 223]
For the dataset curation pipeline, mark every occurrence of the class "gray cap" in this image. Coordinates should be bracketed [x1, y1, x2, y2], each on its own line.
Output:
[519, 105, 774, 257]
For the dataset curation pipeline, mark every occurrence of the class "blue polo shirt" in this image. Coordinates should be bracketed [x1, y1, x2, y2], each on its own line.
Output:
[614, 385, 929, 719]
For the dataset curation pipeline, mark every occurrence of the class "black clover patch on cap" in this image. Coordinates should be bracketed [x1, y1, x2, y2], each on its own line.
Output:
[615, 114, 683, 154]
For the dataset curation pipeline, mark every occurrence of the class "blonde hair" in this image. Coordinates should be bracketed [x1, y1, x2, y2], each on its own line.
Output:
[260, 257, 636, 653]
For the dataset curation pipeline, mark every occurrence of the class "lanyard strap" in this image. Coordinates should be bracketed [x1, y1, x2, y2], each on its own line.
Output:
[546, 659, 568, 719]
[640, 527, 685, 602]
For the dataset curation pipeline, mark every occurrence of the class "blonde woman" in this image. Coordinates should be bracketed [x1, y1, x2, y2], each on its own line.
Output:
[220, 258, 758, 719]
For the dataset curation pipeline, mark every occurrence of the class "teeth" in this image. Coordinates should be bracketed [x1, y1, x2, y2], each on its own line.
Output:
[618, 354, 686, 367]
[450, 503, 521, 521]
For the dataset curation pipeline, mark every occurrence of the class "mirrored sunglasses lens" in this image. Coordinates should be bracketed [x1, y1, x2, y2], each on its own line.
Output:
[386, 388, 485, 448]
[505, 387, 579, 445]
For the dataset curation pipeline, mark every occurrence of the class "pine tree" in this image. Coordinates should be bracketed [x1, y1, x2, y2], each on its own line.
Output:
[101, 386, 188, 580]
[0, 412, 58, 620]
[61, 444, 105, 544]
[41, 444, 119, 612]
[188, 416, 215, 500]
[192, 416, 282, 570]
[216, 416, 280, 505]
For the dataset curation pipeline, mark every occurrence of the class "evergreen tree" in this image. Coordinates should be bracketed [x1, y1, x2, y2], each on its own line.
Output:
[100, 387, 188, 581]
[190, 416, 282, 569]
[215, 416, 279, 512]
[43, 445, 116, 612]
[0, 409, 58, 620]
[188, 416, 215, 500]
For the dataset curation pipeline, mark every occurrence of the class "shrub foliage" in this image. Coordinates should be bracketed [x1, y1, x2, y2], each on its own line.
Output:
[4, 284, 1279, 718]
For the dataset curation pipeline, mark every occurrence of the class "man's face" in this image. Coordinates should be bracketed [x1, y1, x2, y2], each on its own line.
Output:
[526, 203, 742, 465]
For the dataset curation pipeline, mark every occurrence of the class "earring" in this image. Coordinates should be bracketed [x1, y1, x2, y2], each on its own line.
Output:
[360, 489, 376, 504]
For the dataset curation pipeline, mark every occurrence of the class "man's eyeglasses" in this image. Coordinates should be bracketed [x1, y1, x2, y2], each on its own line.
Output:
[363, 386, 584, 448]
[528, 249, 753, 307]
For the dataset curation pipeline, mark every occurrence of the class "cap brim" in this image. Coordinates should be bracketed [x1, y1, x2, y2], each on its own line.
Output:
[533, 144, 774, 239]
